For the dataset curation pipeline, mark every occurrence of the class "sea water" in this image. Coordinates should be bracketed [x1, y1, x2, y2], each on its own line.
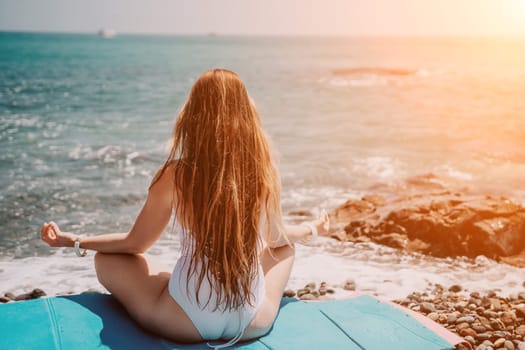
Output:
[1, 32, 525, 297]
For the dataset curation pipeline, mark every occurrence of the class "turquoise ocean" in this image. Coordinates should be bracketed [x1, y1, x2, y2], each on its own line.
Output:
[1, 33, 525, 297]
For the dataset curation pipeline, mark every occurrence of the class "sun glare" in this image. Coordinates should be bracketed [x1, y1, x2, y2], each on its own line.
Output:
[502, 0, 525, 25]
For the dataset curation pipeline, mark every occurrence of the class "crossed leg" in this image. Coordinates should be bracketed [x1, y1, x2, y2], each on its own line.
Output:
[242, 243, 296, 340]
[94, 244, 295, 343]
[94, 253, 202, 343]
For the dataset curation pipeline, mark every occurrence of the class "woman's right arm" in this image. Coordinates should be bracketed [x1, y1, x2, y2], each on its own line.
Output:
[41, 163, 175, 254]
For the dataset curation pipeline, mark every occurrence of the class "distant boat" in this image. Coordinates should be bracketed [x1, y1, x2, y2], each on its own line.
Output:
[97, 28, 116, 39]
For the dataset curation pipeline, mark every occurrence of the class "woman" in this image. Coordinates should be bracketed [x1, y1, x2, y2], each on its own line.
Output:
[41, 69, 329, 348]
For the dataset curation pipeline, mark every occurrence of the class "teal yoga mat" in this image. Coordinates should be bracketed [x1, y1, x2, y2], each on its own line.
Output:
[0, 294, 455, 350]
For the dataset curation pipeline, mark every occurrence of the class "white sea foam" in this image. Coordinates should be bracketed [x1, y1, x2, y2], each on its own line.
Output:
[351, 156, 405, 181]
[440, 165, 474, 181]
[1, 235, 524, 301]
[319, 76, 389, 87]
[318, 68, 430, 88]
[280, 186, 363, 218]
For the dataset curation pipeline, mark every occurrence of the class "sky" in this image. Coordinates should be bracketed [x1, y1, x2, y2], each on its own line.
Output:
[1, 0, 525, 36]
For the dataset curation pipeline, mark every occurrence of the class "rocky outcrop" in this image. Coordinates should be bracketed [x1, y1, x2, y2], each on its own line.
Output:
[329, 191, 525, 266]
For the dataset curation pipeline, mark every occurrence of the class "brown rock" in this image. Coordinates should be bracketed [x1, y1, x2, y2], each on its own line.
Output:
[483, 310, 499, 319]
[492, 330, 509, 339]
[334, 198, 377, 224]
[376, 233, 408, 249]
[362, 194, 386, 207]
[515, 305, 525, 318]
[15, 294, 29, 301]
[464, 336, 476, 345]
[299, 293, 317, 301]
[288, 210, 313, 217]
[472, 324, 487, 333]
[297, 289, 308, 298]
[283, 289, 296, 298]
[0, 296, 11, 303]
[456, 322, 470, 331]
[406, 239, 431, 252]
[305, 282, 316, 290]
[494, 338, 506, 348]
[330, 231, 347, 241]
[500, 311, 516, 325]
[479, 340, 495, 350]
[516, 325, 525, 337]
[458, 327, 477, 338]
[476, 333, 491, 341]
[427, 312, 439, 321]
[353, 235, 371, 242]
[456, 343, 470, 350]
[504, 340, 514, 350]
[438, 313, 448, 323]
[447, 313, 459, 324]
[501, 253, 525, 268]
[330, 193, 525, 263]
[489, 298, 502, 311]
[455, 303, 466, 313]
[31, 288, 46, 298]
[469, 297, 482, 307]
[449, 284, 462, 293]
[456, 315, 475, 324]
[420, 302, 435, 314]
[489, 318, 505, 331]
[343, 280, 356, 291]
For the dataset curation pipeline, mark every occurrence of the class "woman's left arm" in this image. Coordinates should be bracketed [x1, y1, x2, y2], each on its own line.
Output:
[41, 165, 175, 254]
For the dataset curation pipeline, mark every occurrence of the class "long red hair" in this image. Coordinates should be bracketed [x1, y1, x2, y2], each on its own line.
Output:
[162, 69, 282, 310]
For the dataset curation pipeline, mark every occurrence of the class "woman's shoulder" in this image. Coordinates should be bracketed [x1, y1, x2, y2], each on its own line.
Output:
[150, 160, 179, 190]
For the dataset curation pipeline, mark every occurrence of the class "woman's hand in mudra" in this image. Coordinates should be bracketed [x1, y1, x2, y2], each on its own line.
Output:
[311, 209, 330, 236]
[41, 222, 77, 248]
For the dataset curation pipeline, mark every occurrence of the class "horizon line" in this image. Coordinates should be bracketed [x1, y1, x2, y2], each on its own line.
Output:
[2, 28, 525, 40]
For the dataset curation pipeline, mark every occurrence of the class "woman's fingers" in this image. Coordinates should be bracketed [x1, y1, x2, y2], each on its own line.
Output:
[42, 222, 76, 248]
[48, 221, 60, 239]
[40, 222, 59, 246]
[40, 223, 49, 241]
[322, 210, 330, 232]
[40, 222, 47, 237]
[318, 209, 330, 235]
[49, 221, 59, 233]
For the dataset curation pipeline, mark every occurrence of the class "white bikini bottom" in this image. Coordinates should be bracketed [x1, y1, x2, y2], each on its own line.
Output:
[168, 256, 265, 349]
